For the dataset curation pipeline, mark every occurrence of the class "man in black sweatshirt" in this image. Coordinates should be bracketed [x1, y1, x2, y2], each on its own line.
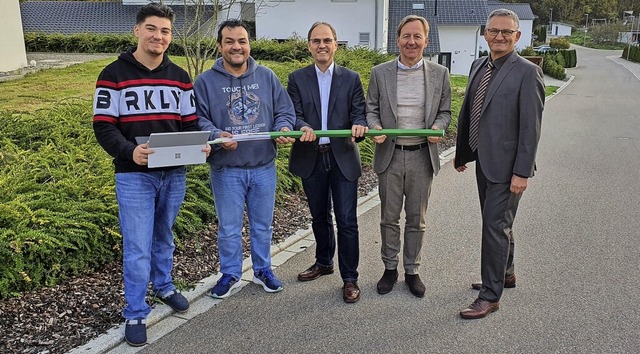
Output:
[92, 2, 210, 347]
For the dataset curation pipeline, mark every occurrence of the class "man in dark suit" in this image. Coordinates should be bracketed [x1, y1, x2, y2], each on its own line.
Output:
[287, 22, 368, 303]
[366, 15, 451, 298]
[454, 9, 545, 319]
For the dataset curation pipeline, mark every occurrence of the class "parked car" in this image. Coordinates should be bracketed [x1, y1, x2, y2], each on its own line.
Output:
[533, 45, 552, 53]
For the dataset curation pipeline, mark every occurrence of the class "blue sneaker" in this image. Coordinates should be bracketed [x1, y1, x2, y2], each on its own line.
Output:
[253, 268, 284, 293]
[124, 318, 147, 347]
[210, 274, 240, 299]
[159, 289, 189, 313]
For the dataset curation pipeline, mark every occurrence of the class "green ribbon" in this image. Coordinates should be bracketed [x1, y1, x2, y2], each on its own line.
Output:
[210, 128, 444, 144]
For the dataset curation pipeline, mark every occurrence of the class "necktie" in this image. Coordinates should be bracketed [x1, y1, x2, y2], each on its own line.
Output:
[468, 61, 494, 152]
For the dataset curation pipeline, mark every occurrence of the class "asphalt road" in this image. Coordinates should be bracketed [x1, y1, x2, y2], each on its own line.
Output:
[123, 47, 640, 353]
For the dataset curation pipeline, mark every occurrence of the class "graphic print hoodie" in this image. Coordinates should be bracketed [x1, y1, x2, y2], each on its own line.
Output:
[93, 48, 199, 173]
[194, 56, 295, 169]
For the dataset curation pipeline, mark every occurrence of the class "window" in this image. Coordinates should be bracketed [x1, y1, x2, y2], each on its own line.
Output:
[412, 3, 425, 10]
[359, 32, 370, 46]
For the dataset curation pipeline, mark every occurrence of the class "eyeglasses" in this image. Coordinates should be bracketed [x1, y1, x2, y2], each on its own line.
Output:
[310, 38, 334, 46]
[486, 28, 518, 37]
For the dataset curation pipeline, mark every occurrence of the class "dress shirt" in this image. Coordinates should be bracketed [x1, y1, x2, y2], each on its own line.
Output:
[315, 62, 335, 145]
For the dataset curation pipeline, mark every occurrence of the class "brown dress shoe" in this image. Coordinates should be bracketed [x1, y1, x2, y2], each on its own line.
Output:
[297, 264, 334, 281]
[471, 274, 516, 290]
[460, 298, 500, 319]
[343, 281, 360, 303]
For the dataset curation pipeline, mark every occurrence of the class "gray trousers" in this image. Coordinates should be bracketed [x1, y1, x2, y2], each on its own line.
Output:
[378, 148, 433, 274]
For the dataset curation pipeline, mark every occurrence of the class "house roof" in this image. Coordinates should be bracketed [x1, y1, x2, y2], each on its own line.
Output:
[487, 1, 535, 21]
[388, 0, 489, 55]
[437, 0, 490, 25]
[20, 1, 211, 35]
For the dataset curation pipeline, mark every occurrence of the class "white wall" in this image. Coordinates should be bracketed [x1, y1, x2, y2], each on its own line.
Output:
[438, 25, 480, 76]
[550, 23, 572, 37]
[255, 0, 386, 50]
[478, 19, 534, 53]
[0, 0, 27, 72]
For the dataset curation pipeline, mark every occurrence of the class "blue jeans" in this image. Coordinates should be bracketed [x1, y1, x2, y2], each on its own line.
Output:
[210, 161, 276, 279]
[302, 151, 359, 281]
[115, 168, 186, 320]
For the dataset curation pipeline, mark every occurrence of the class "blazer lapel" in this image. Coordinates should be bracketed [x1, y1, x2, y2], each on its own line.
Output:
[305, 65, 322, 123]
[483, 52, 517, 111]
[423, 60, 435, 125]
[328, 65, 342, 126]
[384, 62, 398, 122]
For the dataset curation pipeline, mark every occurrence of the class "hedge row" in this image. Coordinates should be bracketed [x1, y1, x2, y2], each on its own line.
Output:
[558, 49, 577, 68]
[542, 52, 567, 80]
[23, 32, 314, 62]
[622, 44, 640, 63]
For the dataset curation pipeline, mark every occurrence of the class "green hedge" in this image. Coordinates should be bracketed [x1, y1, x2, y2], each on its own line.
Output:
[559, 49, 577, 68]
[622, 44, 640, 63]
[542, 53, 567, 80]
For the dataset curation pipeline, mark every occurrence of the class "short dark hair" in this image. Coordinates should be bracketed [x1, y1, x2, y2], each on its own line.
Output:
[217, 19, 250, 44]
[307, 22, 337, 41]
[136, 2, 175, 25]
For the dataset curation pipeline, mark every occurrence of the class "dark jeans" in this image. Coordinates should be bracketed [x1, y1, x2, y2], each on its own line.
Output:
[302, 150, 359, 282]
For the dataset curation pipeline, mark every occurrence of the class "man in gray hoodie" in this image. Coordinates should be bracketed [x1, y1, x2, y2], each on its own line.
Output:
[194, 19, 296, 299]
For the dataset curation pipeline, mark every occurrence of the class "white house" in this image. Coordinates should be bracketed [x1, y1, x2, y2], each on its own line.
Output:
[550, 21, 572, 37]
[479, 1, 535, 52]
[254, 0, 389, 50]
[1, 0, 27, 73]
[387, 0, 489, 76]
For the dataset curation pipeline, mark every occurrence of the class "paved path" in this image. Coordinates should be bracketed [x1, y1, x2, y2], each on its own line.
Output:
[74, 47, 640, 353]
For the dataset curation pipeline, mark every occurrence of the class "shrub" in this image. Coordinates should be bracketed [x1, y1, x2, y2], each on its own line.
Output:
[559, 49, 577, 68]
[542, 55, 566, 80]
[519, 46, 537, 57]
[622, 44, 640, 63]
[549, 37, 571, 49]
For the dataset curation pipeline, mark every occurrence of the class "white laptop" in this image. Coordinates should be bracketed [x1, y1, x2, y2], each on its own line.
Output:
[135, 131, 211, 168]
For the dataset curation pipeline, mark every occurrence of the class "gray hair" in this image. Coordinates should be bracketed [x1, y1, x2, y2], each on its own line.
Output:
[487, 8, 520, 29]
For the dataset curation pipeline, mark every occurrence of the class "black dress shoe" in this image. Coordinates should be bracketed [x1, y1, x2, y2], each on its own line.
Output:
[297, 264, 334, 281]
[343, 281, 360, 303]
[471, 274, 516, 290]
[377, 269, 398, 294]
[460, 298, 500, 319]
[405, 274, 425, 298]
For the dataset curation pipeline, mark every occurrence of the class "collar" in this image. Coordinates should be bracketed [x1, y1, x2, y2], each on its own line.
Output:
[397, 58, 424, 70]
[315, 62, 335, 76]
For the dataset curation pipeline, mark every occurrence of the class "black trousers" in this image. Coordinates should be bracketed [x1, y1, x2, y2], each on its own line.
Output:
[475, 157, 521, 302]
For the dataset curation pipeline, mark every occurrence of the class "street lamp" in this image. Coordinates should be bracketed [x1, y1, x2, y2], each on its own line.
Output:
[584, 13, 589, 46]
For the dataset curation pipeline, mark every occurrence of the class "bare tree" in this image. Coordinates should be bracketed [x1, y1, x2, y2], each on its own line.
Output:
[172, 0, 271, 79]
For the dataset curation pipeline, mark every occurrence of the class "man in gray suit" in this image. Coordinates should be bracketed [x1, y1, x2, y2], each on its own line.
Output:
[366, 15, 451, 298]
[454, 9, 544, 319]
[288, 22, 368, 303]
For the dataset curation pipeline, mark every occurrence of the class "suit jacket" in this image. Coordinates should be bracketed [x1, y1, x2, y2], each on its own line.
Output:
[287, 64, 367, 181]
[454, 51, 545, 183]
[365, 59, 452, 175]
